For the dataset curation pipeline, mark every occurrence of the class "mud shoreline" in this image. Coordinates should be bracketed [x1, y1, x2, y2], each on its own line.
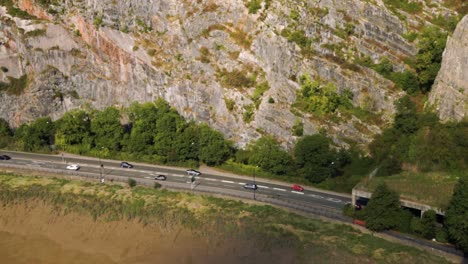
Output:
[0, 201, 296, 264]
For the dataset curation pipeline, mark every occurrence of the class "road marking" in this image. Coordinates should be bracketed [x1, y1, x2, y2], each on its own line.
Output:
[309, 194, 324, 199]
[204, 178, 217, 181]
[238, 182, 246, 185]
[273, 188, 286, 191]
[258, 185, 269, 189]
[221, 180, 234, 184]
[144, 176, 153, 179]
[326, 198, 342, 203]
[291, 191, 304, 195]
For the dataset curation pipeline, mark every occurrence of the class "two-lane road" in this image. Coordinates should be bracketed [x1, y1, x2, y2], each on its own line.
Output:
[0, 150, 351, 212]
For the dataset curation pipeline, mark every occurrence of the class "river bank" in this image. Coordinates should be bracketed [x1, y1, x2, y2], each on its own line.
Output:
[0, 172, 454, 263]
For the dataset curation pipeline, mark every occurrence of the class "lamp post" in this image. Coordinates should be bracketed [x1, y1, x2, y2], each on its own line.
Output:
[253, 166, 258, 200]
[99, 147, 104, 182]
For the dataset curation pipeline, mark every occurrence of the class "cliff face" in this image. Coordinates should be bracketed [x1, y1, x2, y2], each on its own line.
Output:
[0, 0, 463, 148]
[428, 16, 468, 122]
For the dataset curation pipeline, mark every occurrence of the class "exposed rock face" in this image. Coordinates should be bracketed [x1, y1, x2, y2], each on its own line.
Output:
[428, 15, 468, 122]
[0, 1, 462, 149]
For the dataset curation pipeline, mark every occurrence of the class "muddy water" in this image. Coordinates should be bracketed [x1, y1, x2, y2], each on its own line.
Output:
[0, 202, 297, 264]
[0, 231, 115, 264]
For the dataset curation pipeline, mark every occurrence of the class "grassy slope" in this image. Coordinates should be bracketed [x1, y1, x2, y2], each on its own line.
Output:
[358, 171, 460, 209]
[0, 172, 451, 264]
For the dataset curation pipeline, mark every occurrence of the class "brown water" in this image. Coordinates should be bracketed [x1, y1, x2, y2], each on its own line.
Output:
[0, 231, 115, 264]
[0, 202, 297, 264]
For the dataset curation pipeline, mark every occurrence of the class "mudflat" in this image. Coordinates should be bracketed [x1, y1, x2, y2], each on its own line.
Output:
[0, 201, 296, 264]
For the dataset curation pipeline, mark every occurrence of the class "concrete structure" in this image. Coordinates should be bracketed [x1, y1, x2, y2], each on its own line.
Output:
[352, 188, 445, 217]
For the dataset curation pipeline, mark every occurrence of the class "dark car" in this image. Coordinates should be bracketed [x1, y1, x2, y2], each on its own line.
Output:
[120, 162, 133, 168]
[1, 155, 11, 160]
[243, 183, 258, 190]
[154, 175, 167, 181]
[186, 169, 201, 176]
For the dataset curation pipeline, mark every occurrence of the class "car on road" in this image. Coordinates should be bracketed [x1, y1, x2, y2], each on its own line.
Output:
[66, 164, 80, 171]
[0, 155, 11, 160]
[244, 183, 258, 190]
[292, 184, 304, 192]
[120, 162, 133, 168]
[154, 175, 167, 181]
[186, 169, 201, 176]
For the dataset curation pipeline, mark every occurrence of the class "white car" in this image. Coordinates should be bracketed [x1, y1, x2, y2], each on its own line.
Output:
[66, 164, 80, 171]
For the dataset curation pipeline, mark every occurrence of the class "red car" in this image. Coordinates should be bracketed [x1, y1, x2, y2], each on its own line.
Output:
[292, 184, 304, 192]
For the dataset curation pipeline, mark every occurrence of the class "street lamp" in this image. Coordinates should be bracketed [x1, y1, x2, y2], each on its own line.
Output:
[253, 166, 258, 200]
[99, 147, 104, 182]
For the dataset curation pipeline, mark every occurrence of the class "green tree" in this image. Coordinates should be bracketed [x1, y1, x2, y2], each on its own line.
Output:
[394, 95, 419, 134]
[364, 183, 402, 231]
[0, 118, 11, 137]
[198, 124, 232, 166]
[127, 102, 159, 154]
[175, 123, 200, 162]
[415, 27, 447, 93]
[0, 118, 12, 148]
[445, 178, 468, 253]
[248, 136, 293, 175]
[153, 110, 185, 161]
[420, 210, 437, 239]
[91, 107, 124, 151]
[14, 117, 54, 151]
[55, 110, 91, 146]
[294, 134, 335, 182]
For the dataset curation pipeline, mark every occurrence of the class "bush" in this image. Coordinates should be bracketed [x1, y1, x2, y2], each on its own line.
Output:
[364, 183, 402, 231]
[246, 0, 262, 14]
[128, 178, 137, 188]
[421, 210, 437, 239]
[153, 182, 162, 189]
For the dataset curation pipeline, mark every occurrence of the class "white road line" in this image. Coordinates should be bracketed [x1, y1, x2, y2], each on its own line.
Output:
[291, 191, 304, 195]
[238, 182, 246, 185]
[221, 180, 235, 184]
[204, 178, 217, 181]
[326, 198, 342, 203]
[273, 188, 286, 191]
[258, 185, 269, 189]
[309, 194, 324, 199]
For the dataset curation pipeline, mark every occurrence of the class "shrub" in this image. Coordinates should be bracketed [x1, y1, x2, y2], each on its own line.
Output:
[217, 68, 255, 88]
[0, 75, 29, 95]
[292, 119, 304, 136]
[364, 183, 402, 231]
[246, 0, 262, 14]
[153, 182, 162, 189]
[25, 29, 47, 38]
[128, 178, 137, 188]
[421, 210, 437, 239]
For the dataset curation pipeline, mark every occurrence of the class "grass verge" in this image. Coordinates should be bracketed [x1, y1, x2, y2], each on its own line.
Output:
[0, 171, 452, 263]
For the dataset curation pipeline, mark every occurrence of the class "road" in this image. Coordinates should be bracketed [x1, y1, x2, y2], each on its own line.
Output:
[0, 150, 351, 213]
[0, 150, 465, 260]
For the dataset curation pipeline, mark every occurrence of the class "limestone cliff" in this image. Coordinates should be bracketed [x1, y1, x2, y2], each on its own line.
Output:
[428, 15, 468, 122]
[0, 0, 464, 149]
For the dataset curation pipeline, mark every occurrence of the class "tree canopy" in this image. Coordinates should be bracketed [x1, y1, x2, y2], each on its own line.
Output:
[364, 183, 402, 231]
[445, 178, 468, 253]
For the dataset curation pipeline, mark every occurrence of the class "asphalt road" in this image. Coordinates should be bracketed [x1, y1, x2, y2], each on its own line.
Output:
[0, 150, 465, 259]
[0, 150, 351, 211]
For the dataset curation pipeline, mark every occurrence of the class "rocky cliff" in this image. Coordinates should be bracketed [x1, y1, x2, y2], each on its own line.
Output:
[428, 15, 468, 122]
[0, 0, 464, 148]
